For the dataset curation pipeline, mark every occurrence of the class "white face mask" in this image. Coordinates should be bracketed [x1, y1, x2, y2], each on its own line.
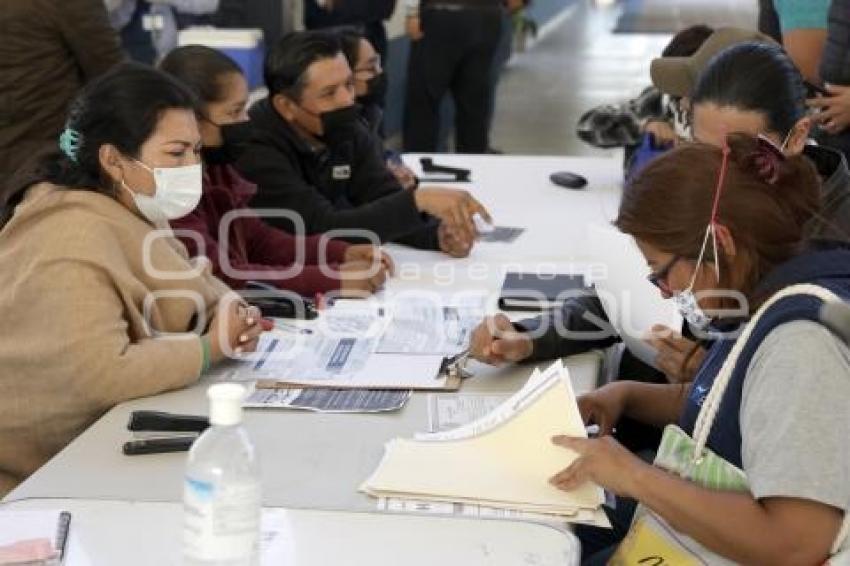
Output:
[673, 224, 719, 331]
[121, 159, 202, 223]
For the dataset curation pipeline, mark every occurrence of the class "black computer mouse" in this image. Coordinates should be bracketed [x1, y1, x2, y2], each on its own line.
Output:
[550, 171, 588, 189]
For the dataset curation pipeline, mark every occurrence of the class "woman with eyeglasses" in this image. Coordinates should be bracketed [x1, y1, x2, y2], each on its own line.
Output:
[644, 40, 850, 384]
[337, 27, 418, 191]
[565, 134, 850, 565]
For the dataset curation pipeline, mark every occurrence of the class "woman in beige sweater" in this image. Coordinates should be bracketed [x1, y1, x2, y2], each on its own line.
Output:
[0, 63, 267, 496]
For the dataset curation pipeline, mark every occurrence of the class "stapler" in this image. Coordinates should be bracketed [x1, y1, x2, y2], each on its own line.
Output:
[122, 410, 209, 455]
[420, 157, 472, 183]
[242, 281, 319, 320]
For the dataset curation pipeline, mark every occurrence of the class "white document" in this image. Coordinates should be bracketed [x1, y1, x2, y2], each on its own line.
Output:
[361, 361, 605, 517]
[376, 497, 611, 529]
[426, 394, 509, 433]
[249, 333, 375, 382]
[414, 368, 547, 442]
[0, 509, 67, 546]
[229, 332, 448, 390]
[375, 296, 486, 355]
[245, 387, 411, 413]
[0, 509, 72, 563]
[586, 225, 682, 366]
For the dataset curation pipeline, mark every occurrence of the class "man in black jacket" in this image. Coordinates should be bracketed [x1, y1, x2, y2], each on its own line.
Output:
[237, 31, 489, 256]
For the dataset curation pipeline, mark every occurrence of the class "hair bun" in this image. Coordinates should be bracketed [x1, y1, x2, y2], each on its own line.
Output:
[750, 135, 785, 185]
[726, 133, 788, 186]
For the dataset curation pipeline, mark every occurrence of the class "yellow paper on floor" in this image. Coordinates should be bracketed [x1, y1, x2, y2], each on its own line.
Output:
[360, 361, 605, 517]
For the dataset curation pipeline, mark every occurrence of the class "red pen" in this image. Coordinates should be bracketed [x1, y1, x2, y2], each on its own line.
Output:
[314, 292, 325, 311]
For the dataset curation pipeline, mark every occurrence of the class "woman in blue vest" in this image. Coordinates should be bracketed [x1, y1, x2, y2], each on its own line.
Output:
[561, 133, 850, 564]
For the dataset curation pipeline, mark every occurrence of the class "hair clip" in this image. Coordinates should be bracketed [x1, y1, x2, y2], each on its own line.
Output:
[753, 134, 786, 185]
[59, 127, 82, 163]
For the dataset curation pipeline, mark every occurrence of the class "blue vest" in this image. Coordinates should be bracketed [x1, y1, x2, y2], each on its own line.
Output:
[679, 246, 850, 468]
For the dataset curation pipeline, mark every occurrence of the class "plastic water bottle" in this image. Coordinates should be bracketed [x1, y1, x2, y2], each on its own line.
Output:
[183, 383, 261, 565]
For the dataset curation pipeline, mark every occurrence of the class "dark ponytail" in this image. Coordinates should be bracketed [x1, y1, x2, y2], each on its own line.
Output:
[159, 45, 243, 108]
[2, 63, 198, 225]
[692, 42, 806, 136]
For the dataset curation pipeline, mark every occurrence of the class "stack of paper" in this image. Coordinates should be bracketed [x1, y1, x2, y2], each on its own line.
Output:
[360, 361, 605, 521]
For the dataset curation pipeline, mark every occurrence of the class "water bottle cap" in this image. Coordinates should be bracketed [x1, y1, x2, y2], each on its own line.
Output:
[207, 383, 246, 426]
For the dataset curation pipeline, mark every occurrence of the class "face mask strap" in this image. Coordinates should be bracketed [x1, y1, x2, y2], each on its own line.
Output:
[779, 127, 794, 152]
[691, 139, 730, 287]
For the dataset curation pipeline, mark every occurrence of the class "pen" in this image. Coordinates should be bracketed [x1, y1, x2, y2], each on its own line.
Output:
[274, 321, 313, 335]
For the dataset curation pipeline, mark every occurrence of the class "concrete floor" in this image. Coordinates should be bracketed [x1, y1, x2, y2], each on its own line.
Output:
[490, 0, 756, 156]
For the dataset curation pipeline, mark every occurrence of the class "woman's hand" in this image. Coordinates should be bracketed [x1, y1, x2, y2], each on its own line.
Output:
[550, 434, 648, 498]
[344, 244, 395, 276]
[338, 260, 389, 297]
[469, 314, 533, 365]
[643, 119, 678, 146]
[646, 325, 705, 383]
[387, 161, 418, 191]
[206, 295, 267, 362]
[576, 381, 629, 436]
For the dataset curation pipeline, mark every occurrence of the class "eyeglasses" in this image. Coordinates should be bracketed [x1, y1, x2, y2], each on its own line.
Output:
[647, 255, 680, 294]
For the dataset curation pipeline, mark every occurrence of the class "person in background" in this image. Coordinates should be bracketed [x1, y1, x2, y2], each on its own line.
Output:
[760, 0, 829, 84]
[805, 0, 850, 161]
[304, 0, 397, 110]
[661, 41, 850, 241]
[105, 0, 220, 64]
[402, 0, 520, 153]
[469, 37, 850, 388]
[160, 45, 392, 297]
[576, 24, 713, 175]
[337, 27, 418, 191]
[238, 31, 489, 258]
[0, 64, 268, 496]
[0, 0, 123, 210]
[564, 135, 850, 565]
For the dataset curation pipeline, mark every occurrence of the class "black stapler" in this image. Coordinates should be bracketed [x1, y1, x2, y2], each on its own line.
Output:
[420, 157, 472, 182]
[122, 410, 209, 455]
[242, 281, 319, 320]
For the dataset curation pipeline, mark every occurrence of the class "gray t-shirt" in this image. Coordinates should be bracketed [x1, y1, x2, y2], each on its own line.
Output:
[742, 320, 850, 512]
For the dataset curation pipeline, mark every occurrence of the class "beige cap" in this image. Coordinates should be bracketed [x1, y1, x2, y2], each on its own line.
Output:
[650, 27, 779, 98]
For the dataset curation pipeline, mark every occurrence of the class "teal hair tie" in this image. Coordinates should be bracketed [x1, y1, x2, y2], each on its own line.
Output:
[58, 128, 82, 163]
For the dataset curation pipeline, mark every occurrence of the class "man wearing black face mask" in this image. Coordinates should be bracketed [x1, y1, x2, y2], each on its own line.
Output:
[238, 30, 490, 257]
[162, 44, 395, 298]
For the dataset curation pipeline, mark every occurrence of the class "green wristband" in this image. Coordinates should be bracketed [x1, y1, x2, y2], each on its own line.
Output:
[200, 335, 212, 375]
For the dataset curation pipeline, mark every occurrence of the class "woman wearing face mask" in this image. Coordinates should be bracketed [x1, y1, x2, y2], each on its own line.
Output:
[160, 46, 393, 298]
[0, 63, 269, 496]
[563, 135, 850, 565]
[336, 27, 418, 191]
[647, 40, 850, 383]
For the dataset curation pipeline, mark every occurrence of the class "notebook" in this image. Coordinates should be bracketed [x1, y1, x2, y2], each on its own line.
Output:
[0, 509, 71, 565]
[498, 272, 590, 311]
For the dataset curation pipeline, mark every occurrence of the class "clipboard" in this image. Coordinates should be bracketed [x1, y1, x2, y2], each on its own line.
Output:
[254, 351, 469, 392]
